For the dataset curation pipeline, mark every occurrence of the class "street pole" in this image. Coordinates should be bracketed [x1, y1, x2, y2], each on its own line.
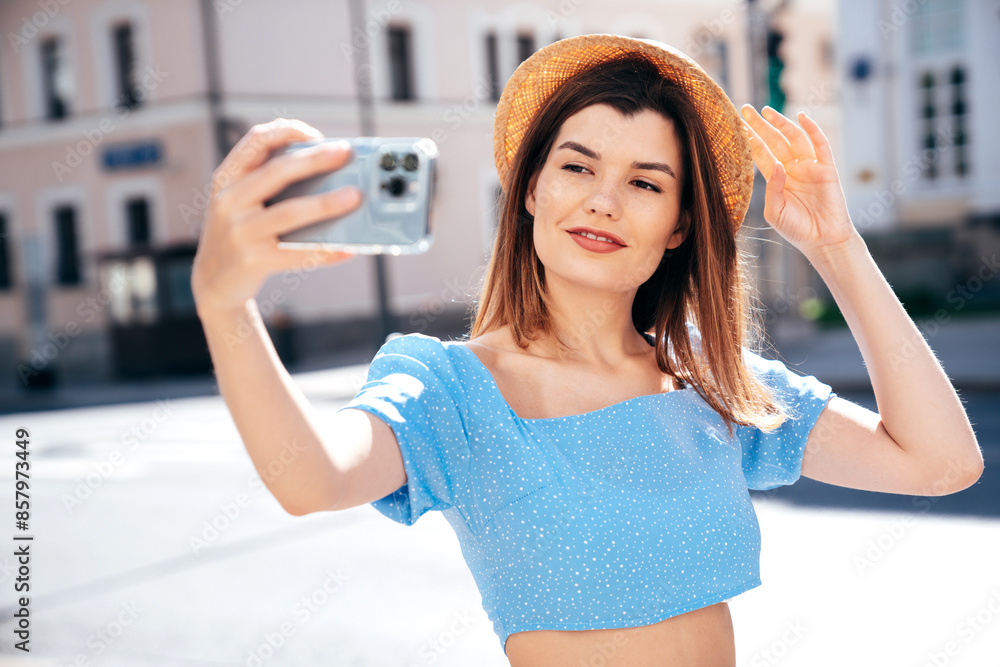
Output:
[199, 0, 229, 164]
[348, 0, 395, 344]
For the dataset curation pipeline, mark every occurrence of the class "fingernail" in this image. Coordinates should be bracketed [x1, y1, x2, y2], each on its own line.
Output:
[323, 140, 350, 153]
[337, 188, 361, 205]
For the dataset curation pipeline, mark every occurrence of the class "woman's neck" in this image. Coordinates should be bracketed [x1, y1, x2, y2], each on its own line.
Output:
[537, 274, 650, 368]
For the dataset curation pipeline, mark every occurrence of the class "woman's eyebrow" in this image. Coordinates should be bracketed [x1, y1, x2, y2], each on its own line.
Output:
[556, 140, 676, 179]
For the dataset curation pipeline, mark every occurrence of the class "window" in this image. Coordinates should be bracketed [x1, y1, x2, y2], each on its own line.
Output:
[55, 205, 81, 286]
[126, 196, 151, 246]
[485, 31, 501, 101]
[0, 213, 11, 289]
[910, 0, 964, 55]
[113, 22, 140, 109]
[917, 65, 969, 180]
[516, 31, 535, 64]
[387, 25, 414, 101]
[41, 36, 69, 120]
[950, 66, 968, 176]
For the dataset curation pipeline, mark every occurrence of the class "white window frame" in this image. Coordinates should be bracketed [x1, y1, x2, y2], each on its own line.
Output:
[35, 185, 91, 288]
[89, 0, 156, 111]
[21, 13, 77, 121]
[369, 1, 438, 102]
[106, 176, 166, 248]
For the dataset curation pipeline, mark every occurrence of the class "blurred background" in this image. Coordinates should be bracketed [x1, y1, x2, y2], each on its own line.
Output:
[0, 0, 997, 665]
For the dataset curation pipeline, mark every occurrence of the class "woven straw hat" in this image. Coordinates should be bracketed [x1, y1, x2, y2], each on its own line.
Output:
[493, 33, 754, 232]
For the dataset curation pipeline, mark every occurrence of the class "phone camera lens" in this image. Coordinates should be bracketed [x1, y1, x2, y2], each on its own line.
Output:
[379, 152, 396, 171]
[384, 176, 407, 196]
[401, 153, 419, 171]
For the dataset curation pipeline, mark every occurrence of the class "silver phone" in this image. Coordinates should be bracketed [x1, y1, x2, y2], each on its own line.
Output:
[269, 137, 437, 254]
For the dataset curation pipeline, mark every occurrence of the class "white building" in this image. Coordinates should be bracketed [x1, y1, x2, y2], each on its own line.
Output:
[836, 0, 1000, 293]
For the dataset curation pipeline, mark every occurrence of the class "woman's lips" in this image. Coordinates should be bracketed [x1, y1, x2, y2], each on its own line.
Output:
[567, 230, 626, 253]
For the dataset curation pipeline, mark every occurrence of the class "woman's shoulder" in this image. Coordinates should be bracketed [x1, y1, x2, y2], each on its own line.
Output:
[372, 332, 484, 382]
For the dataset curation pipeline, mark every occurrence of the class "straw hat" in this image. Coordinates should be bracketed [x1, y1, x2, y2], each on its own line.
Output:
[493, 33, 754, 232]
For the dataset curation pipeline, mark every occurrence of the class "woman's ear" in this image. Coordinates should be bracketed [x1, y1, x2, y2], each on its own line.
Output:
[524, 173, 538, 217]
[666, 210, 689, 250]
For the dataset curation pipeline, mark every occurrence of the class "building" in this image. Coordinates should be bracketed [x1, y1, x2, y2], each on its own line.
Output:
[0, 0, 838, 388]
[836, 0, 1000, 304]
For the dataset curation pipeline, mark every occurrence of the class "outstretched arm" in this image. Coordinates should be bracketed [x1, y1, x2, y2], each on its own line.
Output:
[740, 104, 983, 495]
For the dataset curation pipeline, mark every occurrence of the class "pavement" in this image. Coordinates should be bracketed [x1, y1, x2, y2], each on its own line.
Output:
[0, 315, 997, 666]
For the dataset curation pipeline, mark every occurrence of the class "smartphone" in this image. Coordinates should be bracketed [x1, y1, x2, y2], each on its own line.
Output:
[269, 137, 437, 255]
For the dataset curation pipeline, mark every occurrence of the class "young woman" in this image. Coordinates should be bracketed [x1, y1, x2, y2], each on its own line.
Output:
[191, 34, 983, 666]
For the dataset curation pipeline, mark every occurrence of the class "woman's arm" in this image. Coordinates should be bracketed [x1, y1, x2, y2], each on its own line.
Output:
[802, 233, 983, 493]
[740, 104, 983, 495]
[192, 119, 407, 515]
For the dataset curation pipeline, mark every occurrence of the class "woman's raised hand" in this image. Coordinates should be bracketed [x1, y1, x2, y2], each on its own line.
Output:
[191, 118, 363, 316]
[740, 105, 859, 257]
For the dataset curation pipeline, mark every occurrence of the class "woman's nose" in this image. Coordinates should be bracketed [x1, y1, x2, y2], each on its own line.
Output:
[585, 177, 622, 219]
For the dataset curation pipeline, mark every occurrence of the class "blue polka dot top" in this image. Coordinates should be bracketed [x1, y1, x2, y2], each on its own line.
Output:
[338, 321, 836, 654]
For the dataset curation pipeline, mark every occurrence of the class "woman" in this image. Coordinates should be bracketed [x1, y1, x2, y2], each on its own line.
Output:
[191, 34, 983, 666]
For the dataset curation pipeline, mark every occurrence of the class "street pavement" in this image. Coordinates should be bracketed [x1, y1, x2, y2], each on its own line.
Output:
[0, 316, 998, 666]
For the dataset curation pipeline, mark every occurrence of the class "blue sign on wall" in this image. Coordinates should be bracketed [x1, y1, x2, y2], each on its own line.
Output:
[102, 140, 163, 171]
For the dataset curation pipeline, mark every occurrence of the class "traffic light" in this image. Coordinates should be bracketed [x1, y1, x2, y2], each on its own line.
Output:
[766, 28, 786, 114]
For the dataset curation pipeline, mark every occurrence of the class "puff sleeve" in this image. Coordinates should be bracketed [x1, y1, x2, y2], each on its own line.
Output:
[735, 349, 837, 491]
[336, 333, 471, 525]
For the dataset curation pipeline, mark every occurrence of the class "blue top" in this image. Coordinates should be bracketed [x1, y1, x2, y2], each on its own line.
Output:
[337, 323, 836, 654]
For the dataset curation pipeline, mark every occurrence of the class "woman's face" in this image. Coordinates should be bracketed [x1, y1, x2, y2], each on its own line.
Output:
[526, 103, 687, 294]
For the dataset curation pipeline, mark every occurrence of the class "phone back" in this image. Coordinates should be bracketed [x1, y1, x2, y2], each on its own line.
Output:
[272, 137, 437, 254]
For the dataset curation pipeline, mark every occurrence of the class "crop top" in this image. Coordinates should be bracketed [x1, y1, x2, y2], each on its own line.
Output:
[337, 323, 836, 654]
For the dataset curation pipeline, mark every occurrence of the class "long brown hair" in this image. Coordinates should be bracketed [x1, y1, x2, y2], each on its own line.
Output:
[470, 55, 788, 437]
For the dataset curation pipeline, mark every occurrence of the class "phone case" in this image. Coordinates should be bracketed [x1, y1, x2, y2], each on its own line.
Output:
[271, 137, 437, 255]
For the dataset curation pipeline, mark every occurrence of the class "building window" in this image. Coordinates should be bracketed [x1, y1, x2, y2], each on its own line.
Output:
[918, 66, 969, 181]
[910, 0, 964, 55]
[41, 36, 69, 120]
[950, 65, 968, 176]
[112, 22, 140, 109]
[0, 213, 12, 289]
[387, 25, 414, 101]
[126, 197, 151, 246]
[485, 31, 501, 101]
[516, 31, 535, 64]
[55, 205, 81, 286]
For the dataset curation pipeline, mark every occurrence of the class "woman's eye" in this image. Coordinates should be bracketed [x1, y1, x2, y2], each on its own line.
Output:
[563, 164, 588, 173]
[634, 180, 662, 193]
